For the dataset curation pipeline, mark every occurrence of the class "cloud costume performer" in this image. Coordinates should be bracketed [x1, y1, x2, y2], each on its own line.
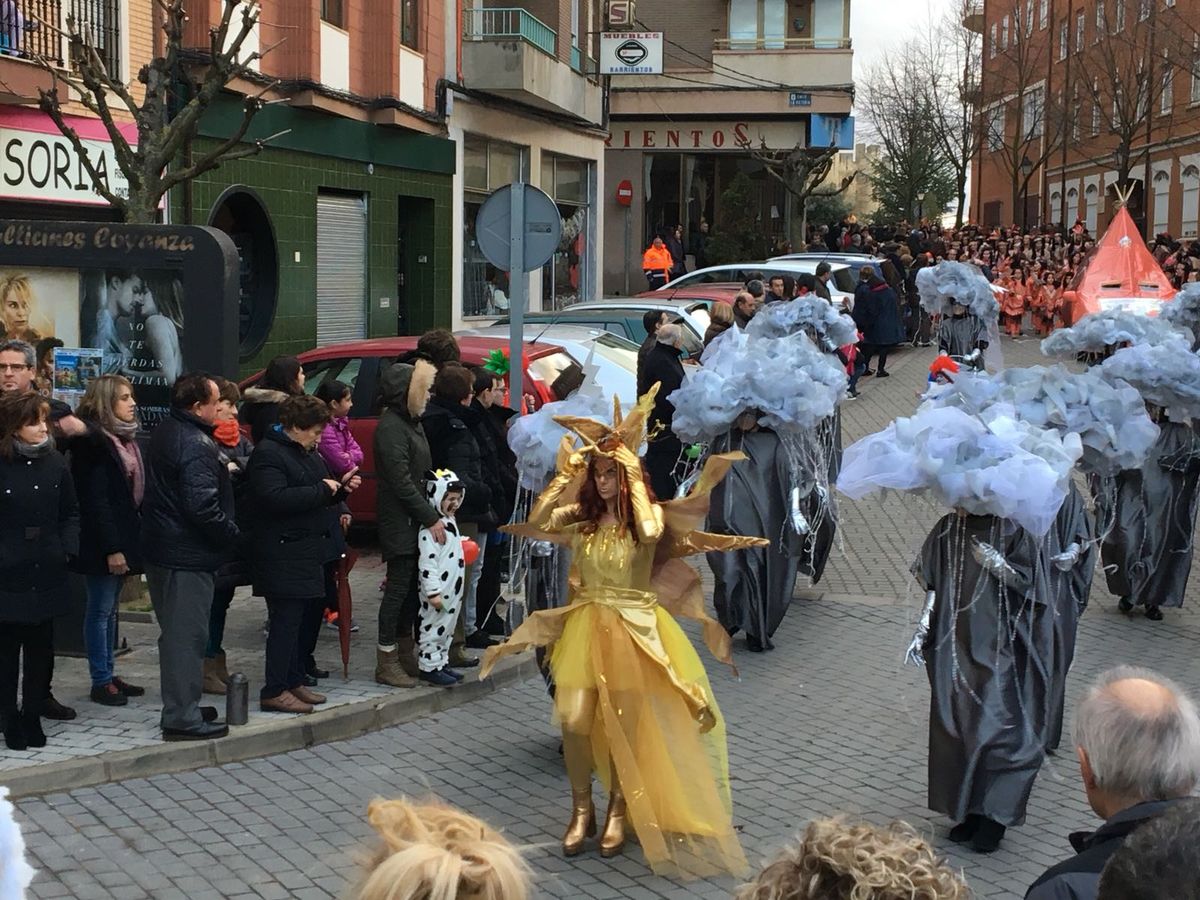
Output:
[480, 387, 766, 878]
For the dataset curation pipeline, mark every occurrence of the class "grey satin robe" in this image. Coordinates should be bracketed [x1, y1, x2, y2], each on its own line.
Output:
[1033, 482, 1096, 752]
[707, 429, 803, 642]
[1100, 421, 1200, 609]
[914, 513, 1049, 827]
[937, 314, 988, 360]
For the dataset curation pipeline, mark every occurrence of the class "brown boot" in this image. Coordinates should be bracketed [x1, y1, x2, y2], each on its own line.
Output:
[213, 651, 231, 685]
[260, 690, 314, 714]
[395, 637, 421, 678]
[375, 648, 417, 688]
[202, 657, 227, 695]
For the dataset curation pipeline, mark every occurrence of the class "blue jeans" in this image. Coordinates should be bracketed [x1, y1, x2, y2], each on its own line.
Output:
[84, 574, 123, 688]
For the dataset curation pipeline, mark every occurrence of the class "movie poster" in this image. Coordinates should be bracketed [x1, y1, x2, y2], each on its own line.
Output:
[0, 266, 185, 429]
[51, 347, 104, 410]
[79, 269, 185, 428]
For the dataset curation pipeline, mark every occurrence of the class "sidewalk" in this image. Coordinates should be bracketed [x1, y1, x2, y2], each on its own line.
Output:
[0, 552, 536, 798]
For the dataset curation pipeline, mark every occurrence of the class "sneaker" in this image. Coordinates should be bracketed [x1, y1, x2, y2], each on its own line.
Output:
[1118, 596, 1134, 614]
[111, 677, 145, 697]
[876, 370, 890, 378]
[43, 695, 76, 721]
[418, 669, 458, 687]
[90, 683, 128, 707]
[441, 667, 465, 683]
[349, 619, 360, 633]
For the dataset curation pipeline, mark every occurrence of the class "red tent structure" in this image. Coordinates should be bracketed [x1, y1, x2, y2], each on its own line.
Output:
[1062, 204, 1176, 324]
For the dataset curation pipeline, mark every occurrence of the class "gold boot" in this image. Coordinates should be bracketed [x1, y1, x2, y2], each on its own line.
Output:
[562, 787, 596, 857]
[599, 777, 627, 858]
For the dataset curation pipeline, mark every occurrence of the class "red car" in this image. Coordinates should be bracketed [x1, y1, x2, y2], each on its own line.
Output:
[240, 336, 583, 524]
[638, 283, 740, 307]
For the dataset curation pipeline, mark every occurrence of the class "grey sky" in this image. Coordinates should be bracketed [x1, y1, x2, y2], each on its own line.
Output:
[851, 0, 957, 86]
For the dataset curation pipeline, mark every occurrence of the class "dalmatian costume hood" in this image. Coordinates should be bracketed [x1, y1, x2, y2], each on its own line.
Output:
[417, 470, 467, 673]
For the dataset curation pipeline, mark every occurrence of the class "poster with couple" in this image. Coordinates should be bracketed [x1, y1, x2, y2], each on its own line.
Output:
[0, 266, 185, 428]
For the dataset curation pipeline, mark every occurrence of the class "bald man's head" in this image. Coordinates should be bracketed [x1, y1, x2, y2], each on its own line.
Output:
[1075, 667, 1200, 814]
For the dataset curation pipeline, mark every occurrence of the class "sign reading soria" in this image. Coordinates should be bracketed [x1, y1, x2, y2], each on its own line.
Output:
[605, 121, 806, 151]
[0, 107, 135, 205]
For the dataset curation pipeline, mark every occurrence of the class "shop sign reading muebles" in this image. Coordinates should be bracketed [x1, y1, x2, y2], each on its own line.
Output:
[599, 32, 664, 75]
[1, 125, 132, 205]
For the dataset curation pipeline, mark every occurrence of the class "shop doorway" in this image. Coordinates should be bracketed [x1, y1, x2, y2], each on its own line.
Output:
[397, 195, 435, 335]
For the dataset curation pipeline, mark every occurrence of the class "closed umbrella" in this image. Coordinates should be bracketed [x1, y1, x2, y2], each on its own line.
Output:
[336, 549, 359, 679]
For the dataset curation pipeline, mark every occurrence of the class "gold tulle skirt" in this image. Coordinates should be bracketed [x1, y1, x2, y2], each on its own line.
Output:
[482, 588, 747, 879]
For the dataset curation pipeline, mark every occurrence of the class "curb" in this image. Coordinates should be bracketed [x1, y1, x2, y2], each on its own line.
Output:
[3, 655, 539, 800]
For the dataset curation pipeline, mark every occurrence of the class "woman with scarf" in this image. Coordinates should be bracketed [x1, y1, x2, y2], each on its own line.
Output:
[0, 391, 79, 751]
[73, 375, 147, 707]
[481, 388, 765, 878]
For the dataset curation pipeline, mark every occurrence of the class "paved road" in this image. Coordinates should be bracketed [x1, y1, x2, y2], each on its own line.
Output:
[15, 337, 1200, 899]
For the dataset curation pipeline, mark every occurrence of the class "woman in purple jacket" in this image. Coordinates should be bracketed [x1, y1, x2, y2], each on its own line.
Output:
[316, 380, 363, 478]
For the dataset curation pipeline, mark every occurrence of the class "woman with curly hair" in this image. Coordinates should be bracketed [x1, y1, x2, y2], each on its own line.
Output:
[480, 388, 767, 877]
[738, 818, 970, 900]
[352, 798, 531, 900]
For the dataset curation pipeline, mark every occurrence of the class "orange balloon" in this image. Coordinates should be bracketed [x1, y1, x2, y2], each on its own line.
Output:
[462, 538, 480, 566]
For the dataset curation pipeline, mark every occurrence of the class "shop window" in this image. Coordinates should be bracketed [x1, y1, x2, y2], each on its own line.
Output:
[1152, 170, 1171, 235]
[541, 152, 593, 311]
[1085, 184, 1099, 233]
[1182, 166, 1199, 236]
[463, 137, 527, 318]
[207, 187, 278, 362]
[1068, 187, 1080, 222]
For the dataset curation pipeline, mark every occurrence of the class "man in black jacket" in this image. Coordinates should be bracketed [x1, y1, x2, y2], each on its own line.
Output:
[639, 323, 687, 500]
[423, 365, 496, 654]
[141, 374, 239, 741]
[1026, 666, 1200, 900]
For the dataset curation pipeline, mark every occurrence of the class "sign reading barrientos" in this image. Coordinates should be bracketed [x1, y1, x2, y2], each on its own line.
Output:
[606, 120, 805, 151]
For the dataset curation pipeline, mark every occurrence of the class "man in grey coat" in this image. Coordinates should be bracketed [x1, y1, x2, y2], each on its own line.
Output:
[373, 360, 443, 686]
[1025, 666, 1200, 900]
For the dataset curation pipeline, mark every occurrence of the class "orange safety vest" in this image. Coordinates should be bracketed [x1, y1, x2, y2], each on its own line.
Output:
[642, 245, 674, 279]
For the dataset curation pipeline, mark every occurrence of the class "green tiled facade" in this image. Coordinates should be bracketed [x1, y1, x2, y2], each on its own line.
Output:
[173, 103, 454, 376]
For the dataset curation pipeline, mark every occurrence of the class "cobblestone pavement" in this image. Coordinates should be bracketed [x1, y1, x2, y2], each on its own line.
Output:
[13, 336, 1200, 899]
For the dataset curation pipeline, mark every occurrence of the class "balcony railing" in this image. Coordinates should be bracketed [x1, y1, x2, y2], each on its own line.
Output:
[463, 7, 557, 58]
[714, 36, 852, 51]
[0, 0, 121, 75]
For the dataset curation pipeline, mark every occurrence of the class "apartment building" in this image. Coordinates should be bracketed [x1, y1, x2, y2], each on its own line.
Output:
[172, 1, 456, 370]
[0, 0, 149, 221]
[450, 1, 607, 326]
[968, 0, 1200, 239]
[603, 0, 854, 293]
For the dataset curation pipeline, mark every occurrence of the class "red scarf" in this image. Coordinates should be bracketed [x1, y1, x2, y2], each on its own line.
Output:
[213, 418, 242, 448]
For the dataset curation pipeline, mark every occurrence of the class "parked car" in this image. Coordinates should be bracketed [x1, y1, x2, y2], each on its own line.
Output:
[770, 252, 902, 289]
[457, 324, 638, 400]
[496, 299, 709, 358]
[655, 260, 858, 299]
[240, 336, 585, 524]
[638, 284, 742, 310]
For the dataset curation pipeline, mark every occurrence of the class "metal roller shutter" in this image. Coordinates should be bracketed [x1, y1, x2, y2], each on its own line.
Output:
[317, 193, 367, 345]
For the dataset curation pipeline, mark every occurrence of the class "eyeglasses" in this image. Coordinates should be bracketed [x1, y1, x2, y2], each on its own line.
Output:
[0, 363, 31, 372]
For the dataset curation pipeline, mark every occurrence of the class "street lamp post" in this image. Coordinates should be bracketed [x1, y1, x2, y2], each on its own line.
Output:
[917, 192, 926, 223]
[1020, 155, 1034, 229]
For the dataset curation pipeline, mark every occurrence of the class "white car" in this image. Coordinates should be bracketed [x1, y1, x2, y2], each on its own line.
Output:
[457, 324, 638, 400]
[658, 260, 857, 303]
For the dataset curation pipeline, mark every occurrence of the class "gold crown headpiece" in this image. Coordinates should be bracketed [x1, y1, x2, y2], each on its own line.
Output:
[550, 383, 660, 456]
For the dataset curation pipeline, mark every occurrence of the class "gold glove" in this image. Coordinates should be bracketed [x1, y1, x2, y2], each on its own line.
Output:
[622, 451, 664, 543]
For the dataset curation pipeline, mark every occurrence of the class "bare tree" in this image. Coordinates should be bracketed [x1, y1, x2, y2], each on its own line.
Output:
[32, 0, 281, 223]
[978, 0, 1070, 227]
[735, 141, 855, 243]
[859, 41, 958, 223]
[919, 0, 986, 228]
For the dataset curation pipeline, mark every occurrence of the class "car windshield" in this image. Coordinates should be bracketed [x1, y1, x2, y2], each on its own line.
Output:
[527, 351, 584, 401]
[685, 305, 711, 333]
[588, 333, 639, 372]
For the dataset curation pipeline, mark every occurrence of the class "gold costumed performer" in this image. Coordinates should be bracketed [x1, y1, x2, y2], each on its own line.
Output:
[479, 386, 768, 878]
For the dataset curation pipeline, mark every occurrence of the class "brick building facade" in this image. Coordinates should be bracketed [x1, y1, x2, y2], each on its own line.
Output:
[968, 0, 1200, 240]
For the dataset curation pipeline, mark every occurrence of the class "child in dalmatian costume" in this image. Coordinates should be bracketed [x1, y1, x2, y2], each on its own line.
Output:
[417, 470, 467, 687]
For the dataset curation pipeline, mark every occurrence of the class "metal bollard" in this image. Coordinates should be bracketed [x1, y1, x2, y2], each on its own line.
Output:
[226, 673, 249, 726]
